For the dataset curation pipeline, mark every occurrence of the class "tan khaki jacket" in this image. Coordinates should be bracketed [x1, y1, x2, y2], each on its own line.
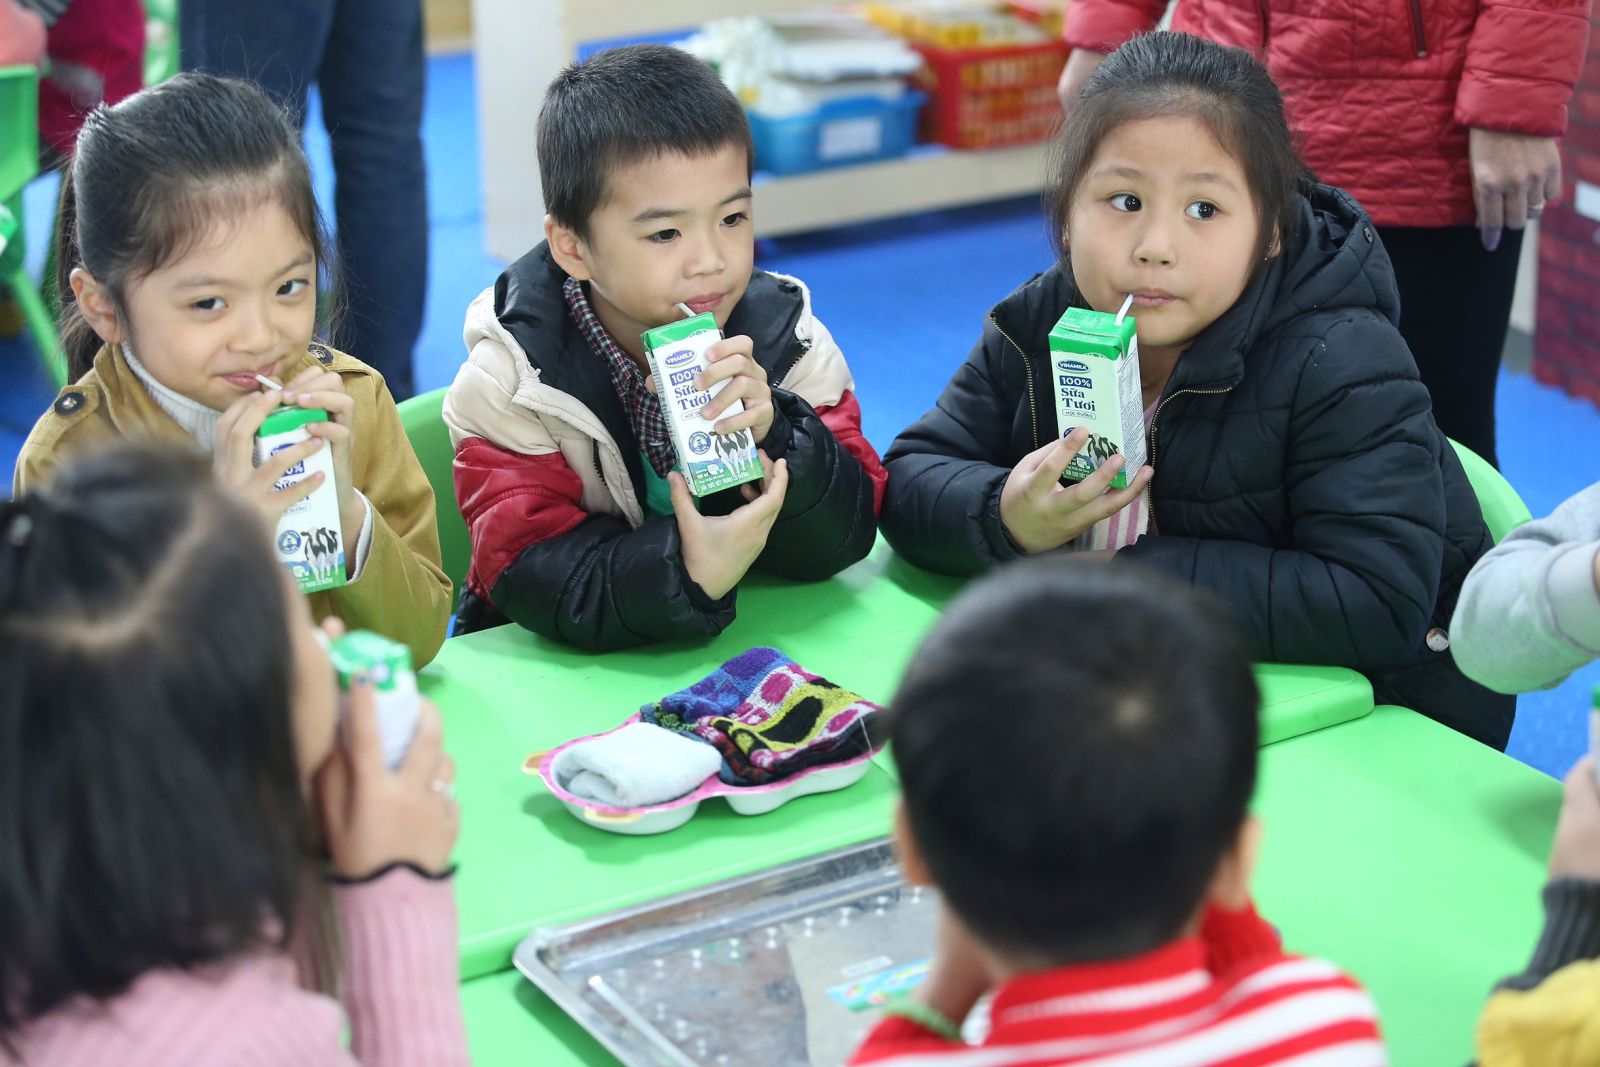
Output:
[13, 342, 451, 667]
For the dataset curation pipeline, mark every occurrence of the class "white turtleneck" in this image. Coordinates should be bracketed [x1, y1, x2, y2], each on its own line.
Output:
[121, 341, 375, 580]
[122, 342, 223, 451]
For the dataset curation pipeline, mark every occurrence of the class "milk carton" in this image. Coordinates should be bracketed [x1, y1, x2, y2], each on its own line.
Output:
[328, 630, 419, 769]
[254, 406, 347, 594]
[1047, 302, 1147, 490]
[641, 312, 764, 497]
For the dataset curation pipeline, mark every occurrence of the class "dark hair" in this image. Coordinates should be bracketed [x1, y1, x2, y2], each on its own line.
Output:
[890, 559, 1260, 964]
[537, 44, 753, 240]
[1047, 31, 1308, 266]
[55, 72, 335, 382]
[0, 446, 314, 1039]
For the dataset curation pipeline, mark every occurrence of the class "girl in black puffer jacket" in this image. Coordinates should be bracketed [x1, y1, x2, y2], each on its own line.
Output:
[883, 32, 1513, 748]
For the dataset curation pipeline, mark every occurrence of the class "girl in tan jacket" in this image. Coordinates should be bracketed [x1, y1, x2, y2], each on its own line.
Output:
[12, 72, 450, 666]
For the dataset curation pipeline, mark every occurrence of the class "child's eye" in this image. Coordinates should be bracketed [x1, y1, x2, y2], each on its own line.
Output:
[721, 212, 748, 227]
[191, 297, 224, 312]
[1186, 201, 1219, 220]
[1110, 193, 1142, 212]
[647, 229, 680, 244]
[278, 278, 311, 297]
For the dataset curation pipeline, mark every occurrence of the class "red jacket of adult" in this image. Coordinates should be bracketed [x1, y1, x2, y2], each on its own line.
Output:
[1063, 0, 1593, 228]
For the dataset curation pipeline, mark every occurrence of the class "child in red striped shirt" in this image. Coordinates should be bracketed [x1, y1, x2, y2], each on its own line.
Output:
[850, 560, 1385, 1066]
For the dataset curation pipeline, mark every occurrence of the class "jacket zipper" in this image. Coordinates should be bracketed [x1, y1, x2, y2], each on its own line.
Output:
[990, 315, 1041, 449]
[592, 441, 606, 487]
[1144, 384, 1234, 535]
[1406, 0, 1428, 57]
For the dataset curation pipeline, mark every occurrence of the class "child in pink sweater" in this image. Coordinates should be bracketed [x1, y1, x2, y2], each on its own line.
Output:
[0, 445, 468, 1066]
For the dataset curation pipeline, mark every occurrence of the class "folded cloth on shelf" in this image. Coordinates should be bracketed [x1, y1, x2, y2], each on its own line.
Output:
[550, 721, 723, 808]
[644, 648, 883, 786]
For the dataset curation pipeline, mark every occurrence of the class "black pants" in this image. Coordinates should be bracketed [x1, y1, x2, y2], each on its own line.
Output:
[180, 0, 428, 401]
[1378, 225, 1525, 469]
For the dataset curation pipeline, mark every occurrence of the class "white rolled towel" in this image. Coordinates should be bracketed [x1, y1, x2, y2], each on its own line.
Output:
[551, 722, 723, 808]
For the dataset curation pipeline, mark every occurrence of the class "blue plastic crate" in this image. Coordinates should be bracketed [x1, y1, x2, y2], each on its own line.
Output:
[749, 91, 925, 176]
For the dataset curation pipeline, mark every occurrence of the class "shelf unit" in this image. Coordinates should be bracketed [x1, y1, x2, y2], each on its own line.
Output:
[470, 0, 1052, 258]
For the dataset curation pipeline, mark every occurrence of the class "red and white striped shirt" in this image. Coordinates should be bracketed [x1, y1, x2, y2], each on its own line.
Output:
[850, 904, 1385, 1067]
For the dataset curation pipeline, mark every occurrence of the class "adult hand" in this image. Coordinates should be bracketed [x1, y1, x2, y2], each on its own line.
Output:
[213, 388, 325, 526]
[317, 685, 459, 879]
[671, 452, 789, 600]
[1469, 128, 1562, 252]
[1056, 48, 1106, 115]
[999, 429, 1153, 554]
[1549, 756, 1600, 882]
[697, 335, 775, 445]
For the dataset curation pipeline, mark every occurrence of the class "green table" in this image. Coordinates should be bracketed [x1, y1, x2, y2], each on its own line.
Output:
[424, 541, 1375, 980]
[459, 706, 1562, 1066]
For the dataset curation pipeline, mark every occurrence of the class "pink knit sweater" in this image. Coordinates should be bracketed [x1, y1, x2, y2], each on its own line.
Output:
[9, 868, 469, 1066]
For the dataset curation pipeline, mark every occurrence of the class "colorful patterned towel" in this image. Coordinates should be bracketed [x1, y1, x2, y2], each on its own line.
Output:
[642, 647, 883, 785]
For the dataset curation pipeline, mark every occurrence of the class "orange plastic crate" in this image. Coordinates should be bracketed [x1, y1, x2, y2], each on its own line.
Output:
[911, 37, 1067, 149]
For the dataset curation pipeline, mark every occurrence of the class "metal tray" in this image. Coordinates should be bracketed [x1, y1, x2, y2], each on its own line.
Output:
[514, 836, 938, 1066]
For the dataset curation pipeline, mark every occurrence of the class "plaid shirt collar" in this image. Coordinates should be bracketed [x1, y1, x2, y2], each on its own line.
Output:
[562, 276, 677, 477]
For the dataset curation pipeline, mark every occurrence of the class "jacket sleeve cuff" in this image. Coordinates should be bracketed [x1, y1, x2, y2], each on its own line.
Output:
[758, 388, 799, 461]
[1546, 543, 1600, 659]
[672, 535, 738, 614]
[1498, 879, 1600, 991]
[982, 475, 1026, 561]
[345, 490, 377, 583]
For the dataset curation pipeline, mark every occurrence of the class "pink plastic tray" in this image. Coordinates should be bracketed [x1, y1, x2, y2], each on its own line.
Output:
[530, 714, 879, 836]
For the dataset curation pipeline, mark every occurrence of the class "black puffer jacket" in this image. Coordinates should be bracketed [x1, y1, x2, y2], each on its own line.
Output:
[883, 184, 1515, 748]
[447, 245, 883, 651]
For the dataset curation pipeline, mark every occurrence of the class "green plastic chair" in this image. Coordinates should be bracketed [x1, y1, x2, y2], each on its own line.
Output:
[0, 65, 65, 387]
[143, 0, 180, 88]
[397, 387, 470, 609]
[1449, 438, 1532, 544]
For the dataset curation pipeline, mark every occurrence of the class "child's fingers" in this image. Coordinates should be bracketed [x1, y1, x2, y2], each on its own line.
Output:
[294, 389, 355, 423]
[261, 434, 326, 481]
[342, 675, 388, 774]
[315, 744, 354, 831]
[398, 701, 446, 787]
[1060, 453, 1127, 504]
[709, 387, 768, 431]
[283, 365, 334, 391]
[668, 471, 700, 525]
[1081, 468, 1153, 523]
[1026, 434, 1083, 498]
[216, 390, 283, 465]
[696, 350, 764, 392]
[704, 335, 755, 364]
[739, 449, 779, 501]
[319, 615, 348, 642]
[746, 457, 789, 517]
[265, 471, 323, 514]
[282, 371, 345, 406]
[306, 422, 353, 450]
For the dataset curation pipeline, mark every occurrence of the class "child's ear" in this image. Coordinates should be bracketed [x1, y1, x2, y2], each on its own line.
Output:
[544, 214, 593, 282]
[893, 800, 936, 887]
[1265, 224, 1283, 261]
[69, 267, 125, 344]
[1206, 814, 1263, 912]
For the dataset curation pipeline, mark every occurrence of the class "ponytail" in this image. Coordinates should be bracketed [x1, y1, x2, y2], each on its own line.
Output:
[53, 165, 105, 383]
